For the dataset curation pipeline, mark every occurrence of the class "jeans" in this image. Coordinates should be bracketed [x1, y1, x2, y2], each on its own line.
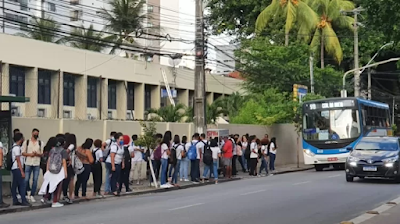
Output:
[105, 164, 111, 193]
[171, 160, 181, 184]
[11, 169, 27, 204]
[75, 164, 91, 197]
[259, 157, 268, 175]
[25, 165, 40, 196]
[238, 156, 245, 171]
[242, 149, 247, 170]
[160, 158, 168, 185]
[119, 162, 131, 192]
[190, 159, 200, 182]
[203, 161, 219, 180]
[168, 164, 174, 178]
[269, 154, 276, 171]
[106, 162, 121, 193]
[91, 162, 102, 193]
[180, 157, 189, 180]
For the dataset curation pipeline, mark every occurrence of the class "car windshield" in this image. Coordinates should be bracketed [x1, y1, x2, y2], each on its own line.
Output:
[355, 140, 399, 151]
[303, 109, 361, 141]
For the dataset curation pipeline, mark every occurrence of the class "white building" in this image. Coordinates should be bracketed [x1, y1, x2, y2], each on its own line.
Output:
[208, 44, 238, 75]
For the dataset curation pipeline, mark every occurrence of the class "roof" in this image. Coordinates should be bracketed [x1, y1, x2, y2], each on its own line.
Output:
[360, 137, 399, 143]
[228, 71, 245, 80]
[0, 96, 30, 103]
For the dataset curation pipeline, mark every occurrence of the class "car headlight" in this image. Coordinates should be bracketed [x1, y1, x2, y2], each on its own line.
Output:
[382, 155, 399, 163]
[304, 149, 315, 157]
[347, 156, 360, 162]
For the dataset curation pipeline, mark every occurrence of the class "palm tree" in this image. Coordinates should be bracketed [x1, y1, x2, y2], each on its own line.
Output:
[185, 102, 226, 124]
[255, 0, 317, 46]
[101, 0, 147, 55]
[215, 92, 245, 118]
[147, 104, 186, 122]
[16, 16, 63, 43]
[308, 0, 355, 68]
[65, 24, 113, 52]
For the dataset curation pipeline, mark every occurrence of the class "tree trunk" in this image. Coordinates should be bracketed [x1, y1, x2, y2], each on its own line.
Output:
[285, 32, 289, 46]
[320, 34, 325, 69]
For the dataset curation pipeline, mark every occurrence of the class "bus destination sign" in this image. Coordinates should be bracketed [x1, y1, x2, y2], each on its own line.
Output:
[305, 100, 355, 110]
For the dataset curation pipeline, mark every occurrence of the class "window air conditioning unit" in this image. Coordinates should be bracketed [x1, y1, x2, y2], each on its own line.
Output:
[87, 113, 96, 120]
[37, 108, 46, 118]
[126, 112, 134, 120]
[11, 106, 22, 117]
[63, 110, 72, 119]
[107, 111, 113, 120]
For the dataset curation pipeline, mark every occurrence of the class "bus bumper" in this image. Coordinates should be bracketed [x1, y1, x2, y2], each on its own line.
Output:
[304, 151, 350, 165]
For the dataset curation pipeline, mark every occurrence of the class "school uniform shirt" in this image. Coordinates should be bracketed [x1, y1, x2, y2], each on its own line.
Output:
[261, 145, 267, 155]
[241, 142, 248, 150]
[92, 147, 103, 163]
[12, 144, 24, 170]
[210, 147, 221, 160]
[269, 142, 277, 155]
[250, 142, 258, 159]
[106, 144, 124, 164]
[130, 142, 143, 162]
[173, 143, 184, 160]
[149, 148, 154, 161]
[192, 140, 203, 160]
[22, 139, 44, 166]
[184, 142, 191, 156]
[161, 143, 169, 160]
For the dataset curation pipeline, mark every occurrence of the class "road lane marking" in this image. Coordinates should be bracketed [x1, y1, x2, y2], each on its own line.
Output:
[169, 203, 204, 211]
[240, 190, 266, 196]
[292, 181, 311, 186]
[328, 174, 341, 178]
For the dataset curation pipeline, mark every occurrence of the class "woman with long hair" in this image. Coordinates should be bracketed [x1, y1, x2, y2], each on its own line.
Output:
[164, 131, 172, 182]
[268, 137, 278, 172]
[160, 134, 171, 188]
[249, 135, 258, 176]
[62, 133, 76, 203]
[171, 135, 183, 186]
[180, 136, 190, 181]
[241, 135, 248, 172]
[91, 139, 103, 197]
[74, 138, 94, 199]
[40, 137, 57, 204]
[259, 137, 270, 176]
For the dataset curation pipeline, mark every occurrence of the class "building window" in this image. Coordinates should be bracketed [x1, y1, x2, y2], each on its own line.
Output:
[147, 22, 153, 28]
[70, 10, 81, 21]
[145, 85, 151, 111]
[9, 65, 25, 97]
[63, 74, 75, 106]
[38, 69, 51, 104]
[87, 77, 97, 108]
[47, 2, 56, 12]
[147, 5, 153, 12]
[5, 13, 28, 29]
[108, 80, 117, 109]
[127, 83, 134, 110]
[20, 0, 28, 11]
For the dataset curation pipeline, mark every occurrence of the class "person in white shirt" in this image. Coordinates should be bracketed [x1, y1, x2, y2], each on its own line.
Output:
[11, 133, 31, 206]
[91, 139, 104, 197]
[102, 131, 116, 194]
[105, 132, 124, 196]
[241, 135, 249, 172]
[129, 135, 144, 185]
[171, 135, 184, 185]
[202, 139, 221, 184]
[180, 136, 190, 182]
[190, 133, 201, 183]
[160, 135, 171, 188]
[249, 135, 259, 176]
[269, 137, 278, 172]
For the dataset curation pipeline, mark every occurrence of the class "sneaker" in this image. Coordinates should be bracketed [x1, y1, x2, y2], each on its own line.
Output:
[64, 197, 73, 204]
[126, 189, 133, 193]
[13, 202, 22, 206]
[21, 202, 32, 207]
[17, 194, 21, 200]
[52, 202, 64, 208]
[30, 196, 36, 203]
[184, 179, 189, 182]
[180, 178, 183, 182]
[160, 184, 169, 189]
[40, 198, 47, 204]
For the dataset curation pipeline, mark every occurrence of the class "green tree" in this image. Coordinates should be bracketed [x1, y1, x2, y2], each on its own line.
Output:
[66, 24, 113, 52]
[147, 104, 186, 122]
[255, 0, 318, 46]
[308, 0, 354, 68]
[101, 0, 147, 54]
[135, 121, 157, 155]
[214, 92, 245, 118]
[17, 16, 63, 43]
[185, 101, 226, 124]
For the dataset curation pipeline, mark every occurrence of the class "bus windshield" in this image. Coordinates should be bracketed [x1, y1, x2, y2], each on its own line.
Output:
[303, 109, 361, 141]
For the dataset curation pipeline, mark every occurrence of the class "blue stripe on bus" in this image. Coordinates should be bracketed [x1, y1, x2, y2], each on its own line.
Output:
[302, 139, 362, 155]
[357, 98, 389, 109]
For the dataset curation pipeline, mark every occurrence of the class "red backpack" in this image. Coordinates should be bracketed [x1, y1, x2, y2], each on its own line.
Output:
[154, 144, 162, 160]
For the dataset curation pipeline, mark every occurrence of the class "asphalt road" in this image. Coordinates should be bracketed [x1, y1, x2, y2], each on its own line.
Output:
[3, 169, 400, 224]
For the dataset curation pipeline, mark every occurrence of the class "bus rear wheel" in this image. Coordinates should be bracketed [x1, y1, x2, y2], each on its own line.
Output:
[315, 165, 324, 171]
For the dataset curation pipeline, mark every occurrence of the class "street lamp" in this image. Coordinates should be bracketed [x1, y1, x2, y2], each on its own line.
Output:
[341, 57, 400, 97]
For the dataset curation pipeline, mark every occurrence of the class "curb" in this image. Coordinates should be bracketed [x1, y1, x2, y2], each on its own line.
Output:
[0, 177, 241, 216]
[340, 195, 400, 224]
[273, 167, 314, 175]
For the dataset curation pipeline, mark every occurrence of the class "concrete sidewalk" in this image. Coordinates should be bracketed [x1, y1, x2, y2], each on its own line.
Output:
[356, 205, 400, 224]
[0, 163, 312, 215]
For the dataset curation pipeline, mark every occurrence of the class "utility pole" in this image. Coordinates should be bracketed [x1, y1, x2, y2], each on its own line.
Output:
[393, 96, 395, 125]
[309, 53, 314, 93]
[353, 10, 360, 96]
[2, 0, 5, 33]
[194, 0, 206, 134]
[367, 68, 371, 100]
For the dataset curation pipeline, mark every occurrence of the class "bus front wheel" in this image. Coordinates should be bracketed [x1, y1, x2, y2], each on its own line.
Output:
[315, 165, 324, 171]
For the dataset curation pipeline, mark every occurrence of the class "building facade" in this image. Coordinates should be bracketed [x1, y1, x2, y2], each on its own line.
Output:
[0, 33, 242, 120]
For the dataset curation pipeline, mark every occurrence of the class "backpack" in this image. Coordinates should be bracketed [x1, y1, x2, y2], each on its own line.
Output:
[154, 144, 162, 160]
[26, 140, 45, 165]
[92, 148, 100, 164]
[169, 145, 178, 165]
[187, 142, 198, 161]
[203, 144, 213, 166]
[5, 145, 17, 171]
[244, 144, 251, 160]
[181, 144, 187, 158]
[72, 151, 84, 175]
[123, 145, 131, 165]
[103, 139, 113, 161]
[48, 147, 63, 174]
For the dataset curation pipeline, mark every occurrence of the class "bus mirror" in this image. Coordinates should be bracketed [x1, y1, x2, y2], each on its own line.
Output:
[346, 147, 353, 151]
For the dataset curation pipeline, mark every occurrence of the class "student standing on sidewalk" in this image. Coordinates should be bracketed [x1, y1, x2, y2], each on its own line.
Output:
[106, 133, 124, 196]
[249, 135, 258, 176]
[103, 131, 116, 195]
[190, 133, 201, 183]
[119, 135, 133, 193]
[62, 133, 76, 203]
[0, 141, 10, 208]
[269, 137, 278, 172]
[180, 136, 190, 182]
[171, 135, 183, 186]
[11, 133, 31, 206]
[202, 139, 221, 184]
[160, 134, 171, 188]
[22, 128, 44, 203]
[241, 135, 248, 172]
[91, 139, 103, 197]
[222, 136, 233, 179]
[74, 138, 94, 199]
[130, 135, 144, 185]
